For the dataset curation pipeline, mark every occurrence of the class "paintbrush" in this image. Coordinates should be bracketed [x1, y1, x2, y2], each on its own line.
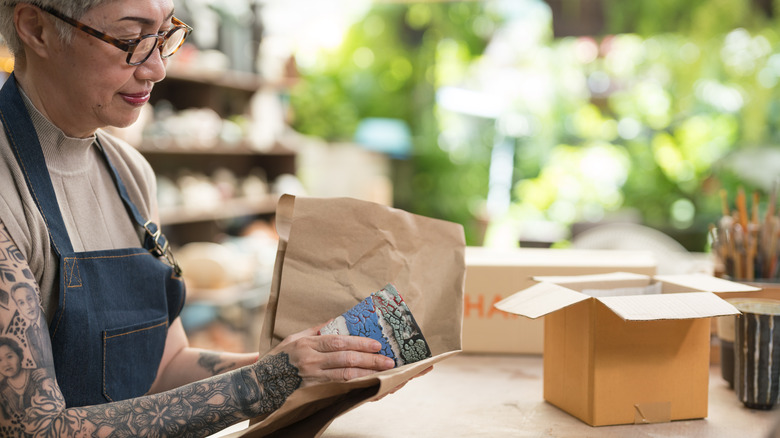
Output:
[745, 191, 760, 281]
[737, 187, 749, 233]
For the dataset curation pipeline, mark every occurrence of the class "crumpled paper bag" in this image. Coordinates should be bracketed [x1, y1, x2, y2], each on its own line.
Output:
[230, 195, 465, 437]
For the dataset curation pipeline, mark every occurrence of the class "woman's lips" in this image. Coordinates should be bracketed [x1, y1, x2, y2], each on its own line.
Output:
[120, 91, 151, 106]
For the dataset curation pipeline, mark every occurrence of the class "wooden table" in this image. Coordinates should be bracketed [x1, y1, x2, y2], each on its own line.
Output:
[321, 354, 778, 437]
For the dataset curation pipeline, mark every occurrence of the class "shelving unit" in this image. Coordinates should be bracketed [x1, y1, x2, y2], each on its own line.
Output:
[158, 196, 278, 226]
[151, 67, 261, 118]
[142, 64, 297, 246]
[140, 145, 294, 226]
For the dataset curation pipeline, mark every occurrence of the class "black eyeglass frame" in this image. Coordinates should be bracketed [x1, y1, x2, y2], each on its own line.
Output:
[38, 5, 192, 66]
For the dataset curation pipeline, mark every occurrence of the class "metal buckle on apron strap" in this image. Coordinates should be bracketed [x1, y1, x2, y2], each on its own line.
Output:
[143, 220, 182, 276]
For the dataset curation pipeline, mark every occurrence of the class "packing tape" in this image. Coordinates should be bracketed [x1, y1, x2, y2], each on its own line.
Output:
[633, 402, 672, 424]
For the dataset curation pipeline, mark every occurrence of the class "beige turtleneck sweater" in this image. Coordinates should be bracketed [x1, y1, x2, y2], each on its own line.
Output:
[0, 85, 159, 322]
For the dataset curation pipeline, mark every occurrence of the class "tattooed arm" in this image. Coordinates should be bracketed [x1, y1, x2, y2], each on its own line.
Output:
[0, 222, 300, 437]
[150, 320, 399, 394]
[146, 319, 260, 394]
[0, 222, 394, 437]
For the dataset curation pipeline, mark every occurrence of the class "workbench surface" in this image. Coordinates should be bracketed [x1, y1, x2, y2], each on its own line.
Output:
[323, 353, 777, 438]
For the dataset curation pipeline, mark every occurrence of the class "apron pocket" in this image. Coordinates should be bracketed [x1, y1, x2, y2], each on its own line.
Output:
[102, 316, 169, 402]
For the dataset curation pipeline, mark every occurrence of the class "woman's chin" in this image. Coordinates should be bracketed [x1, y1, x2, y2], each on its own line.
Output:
[106, 111, 145, 130]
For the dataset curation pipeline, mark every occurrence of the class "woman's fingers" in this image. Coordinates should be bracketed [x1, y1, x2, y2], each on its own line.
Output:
[270, 327, 397, 388]
[316, 334, 383, 354]
[265, 324, 432, 398]
[314, 335, 396, 376]
[294, 347, 395, 384]
[277, 326, 320, 347]
[318, 349, 395, 372]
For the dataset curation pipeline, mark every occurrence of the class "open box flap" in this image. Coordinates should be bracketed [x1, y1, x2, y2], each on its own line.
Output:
[532, 272, 651, 291]
[653, 274, 761, 294]
[494, 282, 590, 319]
[597, 292, 741, 321]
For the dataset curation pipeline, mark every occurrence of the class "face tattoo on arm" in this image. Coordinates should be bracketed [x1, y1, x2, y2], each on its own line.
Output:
[198, 351, 238, 376]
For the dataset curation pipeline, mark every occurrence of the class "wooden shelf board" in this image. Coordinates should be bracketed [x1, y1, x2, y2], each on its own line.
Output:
[164, 66, 298, 93]
[137, 143, 296, 157]
[165, 67, 263, 92]
[160, 196, 278, 225]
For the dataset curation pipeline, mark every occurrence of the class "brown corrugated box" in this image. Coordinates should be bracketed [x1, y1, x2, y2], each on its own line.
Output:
[495, 272, 757, 426]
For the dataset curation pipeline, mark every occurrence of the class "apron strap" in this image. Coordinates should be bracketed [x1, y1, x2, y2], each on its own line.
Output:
[0, 73, 74, 255]
[94, 136, 179, 274]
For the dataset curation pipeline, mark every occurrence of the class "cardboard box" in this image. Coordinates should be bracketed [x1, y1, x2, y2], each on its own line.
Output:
[494, 272, 755, 426]
[463, 247, 656, 354]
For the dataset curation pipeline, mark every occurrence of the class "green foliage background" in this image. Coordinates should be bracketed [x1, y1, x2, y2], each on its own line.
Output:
[288, 0, 780, 250]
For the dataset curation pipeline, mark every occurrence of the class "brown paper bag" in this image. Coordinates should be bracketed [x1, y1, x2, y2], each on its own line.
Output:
[230, 194, 465, 437]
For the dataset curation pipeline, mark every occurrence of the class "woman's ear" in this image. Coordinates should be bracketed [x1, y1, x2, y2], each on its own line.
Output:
[14, 3, 55, 59]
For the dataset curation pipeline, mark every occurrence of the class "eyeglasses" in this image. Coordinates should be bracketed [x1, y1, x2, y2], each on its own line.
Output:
[39, 5, 192, 66]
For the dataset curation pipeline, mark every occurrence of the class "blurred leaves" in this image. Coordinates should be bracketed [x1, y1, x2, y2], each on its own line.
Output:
[289, 0, 780, 249]
[289, 2, 497, 244]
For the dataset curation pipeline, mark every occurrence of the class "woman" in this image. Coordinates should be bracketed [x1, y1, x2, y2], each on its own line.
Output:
[0, 0, 395, 436]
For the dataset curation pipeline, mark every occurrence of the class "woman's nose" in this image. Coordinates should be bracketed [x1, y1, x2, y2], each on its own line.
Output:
[134, 46, 167, 83]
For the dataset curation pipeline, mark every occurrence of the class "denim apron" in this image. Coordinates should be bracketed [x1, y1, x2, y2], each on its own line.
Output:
[0, 74, 186, 407]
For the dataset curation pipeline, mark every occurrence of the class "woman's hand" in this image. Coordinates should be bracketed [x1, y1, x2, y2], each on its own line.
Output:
[265, 325, 396, 389]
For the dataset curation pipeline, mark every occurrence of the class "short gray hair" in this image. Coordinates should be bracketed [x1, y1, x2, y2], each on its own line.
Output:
[0, 0, 110, 57]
